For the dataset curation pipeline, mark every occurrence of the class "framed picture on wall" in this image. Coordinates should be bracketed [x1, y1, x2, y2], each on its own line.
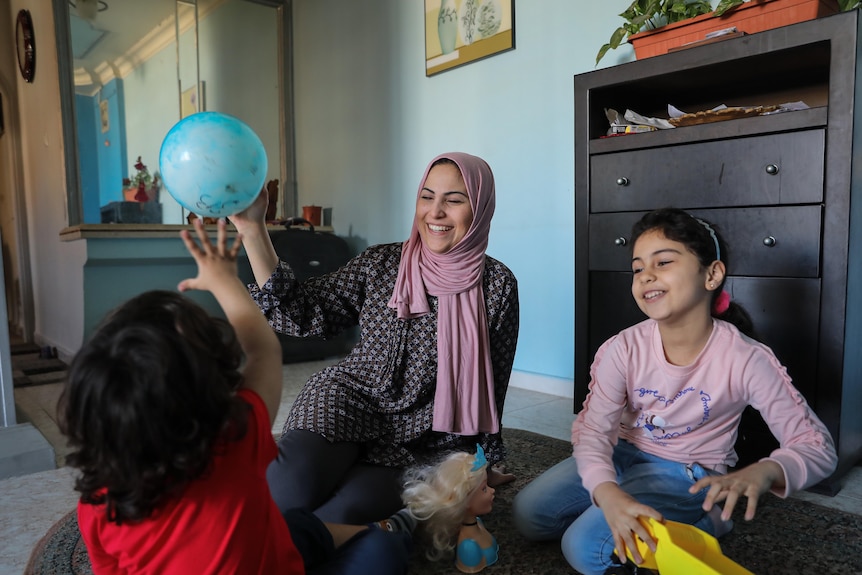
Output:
[181, 82, 206, 119]
[99, 99, 109, 133]
[424, 0, 514, 77]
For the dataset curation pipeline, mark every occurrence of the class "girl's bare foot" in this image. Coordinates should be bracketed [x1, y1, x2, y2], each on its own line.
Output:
[488, 463, 515, 487]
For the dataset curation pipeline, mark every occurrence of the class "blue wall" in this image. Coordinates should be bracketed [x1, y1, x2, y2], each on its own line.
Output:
[75, 93, 101, 224]
[98, 79, 127, 208]
[75, 78, 127, 221]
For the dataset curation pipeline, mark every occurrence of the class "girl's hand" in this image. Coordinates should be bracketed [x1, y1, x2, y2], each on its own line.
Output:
[689, 460, 785, 522]
[178, 218, 243, 293]
[593, 482, 663, 565]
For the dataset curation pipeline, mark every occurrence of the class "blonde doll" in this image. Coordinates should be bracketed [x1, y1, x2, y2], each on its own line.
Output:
[401, 445, 498, 573]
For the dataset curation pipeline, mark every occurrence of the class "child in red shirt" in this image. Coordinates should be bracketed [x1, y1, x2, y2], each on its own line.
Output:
[60, 219, 411, 574]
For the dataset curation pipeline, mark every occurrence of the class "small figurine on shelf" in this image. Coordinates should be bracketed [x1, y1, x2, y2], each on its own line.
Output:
[123, 156, 159, 203]
[264, 179, 280, 223]
[401, 444, 499, 573]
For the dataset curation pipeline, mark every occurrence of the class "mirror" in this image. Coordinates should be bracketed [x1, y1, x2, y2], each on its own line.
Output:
[55, 0, 294, 225]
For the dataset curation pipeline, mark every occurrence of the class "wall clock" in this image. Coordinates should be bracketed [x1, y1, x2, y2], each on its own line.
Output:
[16, 10, 36, 83]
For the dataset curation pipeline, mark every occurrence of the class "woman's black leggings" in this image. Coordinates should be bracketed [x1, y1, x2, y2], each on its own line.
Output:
[266, 429, 405, 524]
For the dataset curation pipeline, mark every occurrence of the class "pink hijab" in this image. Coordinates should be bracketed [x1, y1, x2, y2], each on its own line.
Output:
[388, 152, 498, 435]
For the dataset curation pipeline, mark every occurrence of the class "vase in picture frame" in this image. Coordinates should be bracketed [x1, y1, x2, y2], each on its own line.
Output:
[438, 0, 458, 54]
[476, 0, 503, 40]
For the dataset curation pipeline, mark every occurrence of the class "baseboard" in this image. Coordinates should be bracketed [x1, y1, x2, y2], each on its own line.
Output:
[32, 332, 76, 365]
[509, 369, 574, 399]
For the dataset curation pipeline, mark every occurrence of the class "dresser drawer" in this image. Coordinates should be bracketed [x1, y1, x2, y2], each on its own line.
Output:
[589, 130, 825, 213]
[589, 206, 822, 278]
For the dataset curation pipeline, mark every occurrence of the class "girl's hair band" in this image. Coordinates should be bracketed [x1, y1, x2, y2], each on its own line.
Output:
[694, 217, 721, 262]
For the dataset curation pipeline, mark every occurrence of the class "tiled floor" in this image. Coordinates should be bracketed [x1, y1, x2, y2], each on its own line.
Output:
[3, 359, 862, 573]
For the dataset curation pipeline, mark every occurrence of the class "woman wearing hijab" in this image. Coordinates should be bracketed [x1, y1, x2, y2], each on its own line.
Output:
[230, 152, 520, 524]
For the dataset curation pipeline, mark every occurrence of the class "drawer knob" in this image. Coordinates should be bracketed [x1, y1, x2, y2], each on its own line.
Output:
[765, 164, 779, 175]
[616, 177, 630, 186]
[762, 236, 777, 247]
[614, 237, 627, 247]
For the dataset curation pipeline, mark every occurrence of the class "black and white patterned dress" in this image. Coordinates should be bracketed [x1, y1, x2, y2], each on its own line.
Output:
[249, 242, 519, 468]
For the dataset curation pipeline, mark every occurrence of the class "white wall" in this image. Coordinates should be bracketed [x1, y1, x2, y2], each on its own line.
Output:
[293, 0, 635, 392]
[6, 0, 87, 359]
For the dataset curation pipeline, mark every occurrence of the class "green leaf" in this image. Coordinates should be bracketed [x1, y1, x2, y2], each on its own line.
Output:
[630, 14, 653, 30]
[596, 43, 612, 65]
[609, 26, 628, 50]
[713, 0, 745, 17]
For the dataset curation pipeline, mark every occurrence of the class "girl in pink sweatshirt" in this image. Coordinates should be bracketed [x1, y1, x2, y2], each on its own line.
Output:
[512, 208, 837, 575]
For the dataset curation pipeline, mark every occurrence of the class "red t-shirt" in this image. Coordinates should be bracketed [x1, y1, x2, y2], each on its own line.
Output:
[78, 389, 305, 575]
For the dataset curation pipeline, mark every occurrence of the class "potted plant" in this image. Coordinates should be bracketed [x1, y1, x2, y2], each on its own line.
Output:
[598, 0, 845, 64]
[597, 0, 712, 64]
[122, 156, 160, 203]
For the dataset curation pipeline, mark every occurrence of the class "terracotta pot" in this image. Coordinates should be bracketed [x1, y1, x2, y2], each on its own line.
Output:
[628, 0, 839, 60]
[302, 205, 322, 226]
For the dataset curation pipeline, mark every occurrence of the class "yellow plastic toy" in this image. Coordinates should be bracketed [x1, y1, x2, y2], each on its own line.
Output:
[618, 517, 753, 575]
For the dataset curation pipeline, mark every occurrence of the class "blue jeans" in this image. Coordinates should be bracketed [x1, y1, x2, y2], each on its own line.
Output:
[511, 440, 719, 575]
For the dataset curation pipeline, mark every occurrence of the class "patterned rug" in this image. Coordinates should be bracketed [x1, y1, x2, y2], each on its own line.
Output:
[24, 429, 862, 574]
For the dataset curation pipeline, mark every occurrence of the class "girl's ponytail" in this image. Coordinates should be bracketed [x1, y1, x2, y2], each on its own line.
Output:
[713, 298, 756, 340]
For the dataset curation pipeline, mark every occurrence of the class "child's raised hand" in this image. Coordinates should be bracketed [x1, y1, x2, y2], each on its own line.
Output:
[689, 460, 785, 522]
[178, 218, 243, 293]
[593, 481, 663, 565]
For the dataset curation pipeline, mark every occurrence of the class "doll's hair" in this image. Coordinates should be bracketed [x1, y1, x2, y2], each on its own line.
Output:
[401, 449, 488, 561]
[58, 290, 249, 525]
[631, 207, 756, 338]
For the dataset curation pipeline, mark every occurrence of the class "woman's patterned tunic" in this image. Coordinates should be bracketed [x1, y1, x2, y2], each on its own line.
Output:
[249, 243, 519, 467]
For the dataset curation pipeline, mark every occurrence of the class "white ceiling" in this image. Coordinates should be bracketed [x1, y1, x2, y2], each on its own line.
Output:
[68, 0, 219, 91]
[69, 0, 176, 69]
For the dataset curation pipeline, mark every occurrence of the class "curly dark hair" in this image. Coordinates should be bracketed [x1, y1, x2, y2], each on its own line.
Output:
[58, 290, 250, 524]
[631, 207, 755, 338]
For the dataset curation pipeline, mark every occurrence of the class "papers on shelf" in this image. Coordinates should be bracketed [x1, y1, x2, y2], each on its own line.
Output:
[604, 101, 811, 136]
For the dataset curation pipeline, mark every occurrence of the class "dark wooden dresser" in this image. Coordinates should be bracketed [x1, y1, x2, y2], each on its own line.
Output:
[574, 11, 862, 493]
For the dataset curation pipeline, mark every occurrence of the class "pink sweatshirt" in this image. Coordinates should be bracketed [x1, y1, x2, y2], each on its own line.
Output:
[572, 319, 837, 500]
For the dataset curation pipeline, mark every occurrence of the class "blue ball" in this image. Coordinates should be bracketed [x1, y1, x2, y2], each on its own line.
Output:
[159, 111, 268, 218]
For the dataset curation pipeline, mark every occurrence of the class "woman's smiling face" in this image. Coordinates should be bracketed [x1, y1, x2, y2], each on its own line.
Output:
[415, 162, 474, 254]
